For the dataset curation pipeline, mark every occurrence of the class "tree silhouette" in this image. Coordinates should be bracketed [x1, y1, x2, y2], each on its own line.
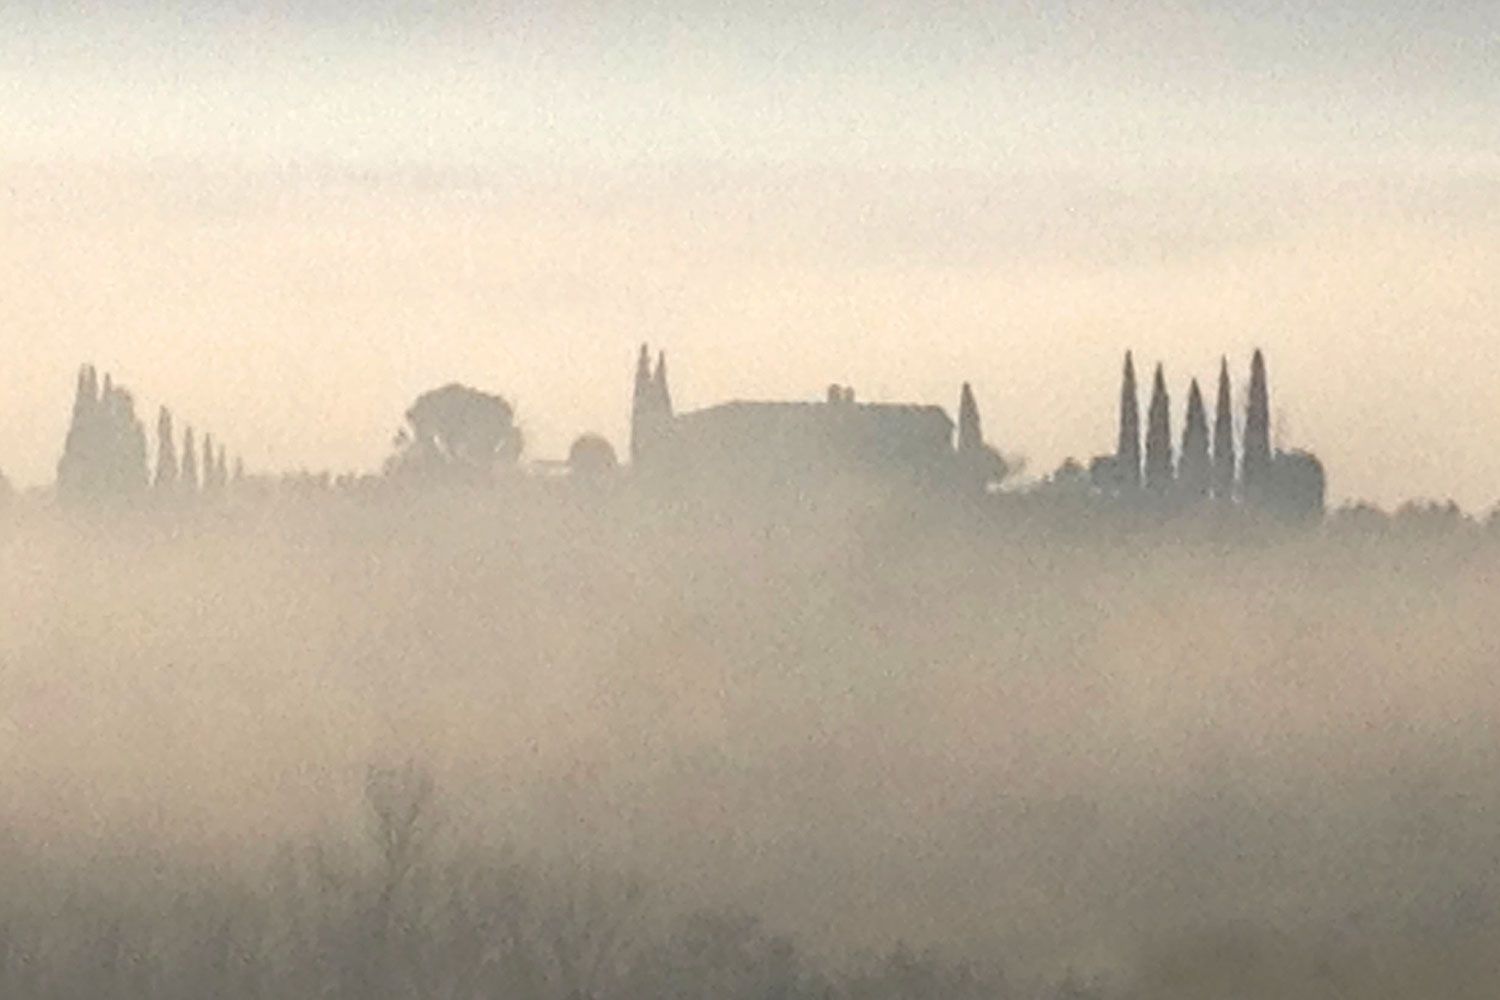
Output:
[1212, 357, 1236, 502]
[957, 382, 982, 454]
[154, 407, 179, 491]
[568, 433, 618, 481]
[56, 365, 101, 502]
[1242, 349, 1271, 503]
[182, 427, 200, 494]
[653, 350, 673, 421]
[1144, 364, 1173, 494]
[1116, 351, 1142, 492]
[386, 383, 523, 483]
[630, 344, 654, 466]
[203, 434, 219, 495]
[1178, 378, 1210, 500]
[1268, 449, 1326, 522]
[56, 365, 149, 504]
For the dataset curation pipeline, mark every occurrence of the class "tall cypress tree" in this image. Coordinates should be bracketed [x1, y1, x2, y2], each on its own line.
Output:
[1144, 364, 1174, 493]
[182, 427, 200, 494]
[113, 388, 149, 496]
[154, 406, 179, 491]
[1212, 357, 1236, 501]
[653, 350, 673, 420]
[1242, 349, 1271, 502]
[57, 364, 101, 501]
[203, 434, 219, 494]
[1116, 351, 1141, 491]
[629, 343, 653, 465]
[957, 382, 982, 453]
[1179, 378, 1210, 500]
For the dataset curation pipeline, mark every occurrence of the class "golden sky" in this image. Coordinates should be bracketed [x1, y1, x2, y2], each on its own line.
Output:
[2, 3, 1497, 506]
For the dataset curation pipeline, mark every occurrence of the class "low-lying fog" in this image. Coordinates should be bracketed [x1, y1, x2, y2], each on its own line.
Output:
[2, 489, 1497, 997]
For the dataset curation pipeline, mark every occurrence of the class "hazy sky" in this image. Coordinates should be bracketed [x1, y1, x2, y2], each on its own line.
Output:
[2, 2, 1497, 506]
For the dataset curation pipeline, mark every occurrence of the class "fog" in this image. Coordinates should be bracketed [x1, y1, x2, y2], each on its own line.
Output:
[4, 484, 1499, 998]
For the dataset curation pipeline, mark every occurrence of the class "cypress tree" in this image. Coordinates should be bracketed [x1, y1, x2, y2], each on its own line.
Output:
[57, 368, 150, 503]
[1212, 357, 1236, 501]
[154, 407, 179, 491]
[114, 389, 149, 496]
[182, 427, 200, 494]
[1144, 364, 1174, 493]
[957, 382, 983, 453]
[1242, 349, 1271, 502]
[203, 434, 219, 494]
[57, 364, 101, 501]
[1116, 351, 1141, 491]
[629, 343, 652, 465]
[1179, 378, 1210, 500]
[653, 350, 673, 419]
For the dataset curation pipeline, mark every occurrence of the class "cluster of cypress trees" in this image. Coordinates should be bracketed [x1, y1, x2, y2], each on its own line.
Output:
[1111, 349, 1272, 505]
[56, 364, 241, 506]
[153, 405, 236, 497]
[56, 366, 149, 505]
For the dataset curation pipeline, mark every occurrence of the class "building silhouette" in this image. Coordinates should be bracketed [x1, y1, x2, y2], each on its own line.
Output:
[628, 346, 984, 495]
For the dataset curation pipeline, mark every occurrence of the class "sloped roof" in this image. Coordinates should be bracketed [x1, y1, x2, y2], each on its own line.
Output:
[676, 399, 953, 431]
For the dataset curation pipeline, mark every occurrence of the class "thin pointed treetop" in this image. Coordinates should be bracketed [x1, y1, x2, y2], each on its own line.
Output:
[1144, 363, 1174, 493]
[653, 350, 673, 419]
[630, 343, 654, 464]
[957, 382, 983, 453]
[1117, 351, 1141, 489]
[1212, 356, 1236, 501]
[182, 426, 200, 493]
[154, 406, 178, 490]
[1243, 348, 1272, 498]
[1179, 378, 1210, 499]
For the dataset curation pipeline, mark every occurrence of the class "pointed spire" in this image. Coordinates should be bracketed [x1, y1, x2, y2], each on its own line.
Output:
[1144, 364, 1174, 493]
[957, 382, 983, 453]
[1212, 357, 1236, 501]
[1242, 349, 1271, 502]
[1179, 379, 1210, 500]
[154, 406, 178, 490]
[1116, 351, 1141, 491]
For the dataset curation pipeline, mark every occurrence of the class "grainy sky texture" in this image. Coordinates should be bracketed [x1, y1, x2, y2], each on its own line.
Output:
[2, 1, 1497, 505]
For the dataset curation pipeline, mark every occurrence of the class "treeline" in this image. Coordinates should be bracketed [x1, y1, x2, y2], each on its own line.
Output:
[1073, 349, 1325, 521]
[0, 765, 1027, 1000]
[53, 365, 244, 507]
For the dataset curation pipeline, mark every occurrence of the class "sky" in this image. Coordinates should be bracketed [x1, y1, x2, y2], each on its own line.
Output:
[1, 1, 1497, 507]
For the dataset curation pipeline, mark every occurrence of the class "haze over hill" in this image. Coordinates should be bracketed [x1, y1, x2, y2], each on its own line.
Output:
[3, 4, 1500, 997]
[2, 1, 1498, 506]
